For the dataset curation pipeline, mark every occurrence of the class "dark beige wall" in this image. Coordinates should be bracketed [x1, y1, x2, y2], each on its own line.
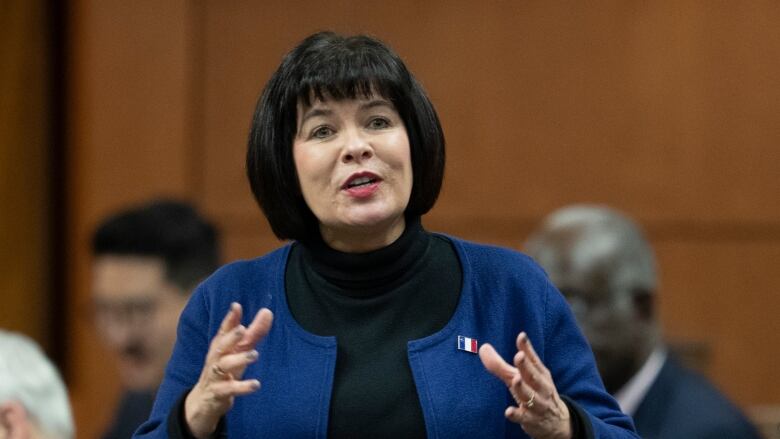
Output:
[66, 2, 780, 436]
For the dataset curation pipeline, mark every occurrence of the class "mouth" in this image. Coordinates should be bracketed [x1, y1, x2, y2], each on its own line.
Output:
[342, 172, 381, 190]
[120, 344, 149, 363]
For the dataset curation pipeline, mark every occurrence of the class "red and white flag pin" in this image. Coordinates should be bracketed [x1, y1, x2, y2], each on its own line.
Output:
[457, 335, 478, 354]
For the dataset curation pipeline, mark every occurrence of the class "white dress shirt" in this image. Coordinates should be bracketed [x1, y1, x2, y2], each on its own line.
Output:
[614, 346, 667, 416]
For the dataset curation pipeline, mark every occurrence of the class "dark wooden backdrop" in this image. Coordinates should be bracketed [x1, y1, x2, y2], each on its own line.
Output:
[5, 1, 779, 437]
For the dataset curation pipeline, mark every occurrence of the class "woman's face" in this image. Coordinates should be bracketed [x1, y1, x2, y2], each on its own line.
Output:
[293, 94, 413, 251]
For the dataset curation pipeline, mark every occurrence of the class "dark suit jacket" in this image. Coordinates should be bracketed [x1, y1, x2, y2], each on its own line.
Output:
[102, 390, 156, 439]
[633, 356, 761, 439]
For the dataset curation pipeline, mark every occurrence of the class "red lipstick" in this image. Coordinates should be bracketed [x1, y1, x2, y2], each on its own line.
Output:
[342, 172, 382, 198]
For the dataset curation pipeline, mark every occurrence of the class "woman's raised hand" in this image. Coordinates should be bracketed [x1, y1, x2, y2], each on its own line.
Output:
[184, 303, 273, 438]
[479, 332, 571, 439]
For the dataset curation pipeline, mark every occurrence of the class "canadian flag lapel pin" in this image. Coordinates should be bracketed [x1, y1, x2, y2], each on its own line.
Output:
[457, 335, 478, 354]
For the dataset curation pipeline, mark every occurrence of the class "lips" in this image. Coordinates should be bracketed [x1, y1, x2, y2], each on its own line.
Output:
[342, 171, 382, 198]
[342, 171, 381, 190]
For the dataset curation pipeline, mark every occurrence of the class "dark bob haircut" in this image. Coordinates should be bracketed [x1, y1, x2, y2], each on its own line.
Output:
[247, 31, 445, 241]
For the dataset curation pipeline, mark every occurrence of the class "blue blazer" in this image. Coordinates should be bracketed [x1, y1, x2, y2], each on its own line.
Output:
[633, 356, 761, 439]
[134, 237, 638, 438]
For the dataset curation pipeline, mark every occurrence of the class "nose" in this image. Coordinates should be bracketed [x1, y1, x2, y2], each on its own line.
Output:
[104, 320, 134, 350]
[100, 314, 146, 351]
[341, 128, 373, 164]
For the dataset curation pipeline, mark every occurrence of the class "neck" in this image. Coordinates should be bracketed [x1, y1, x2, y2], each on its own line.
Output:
[636, 325, 662, 365]
[602, 330, 660, 394]
[319, 216, 406, 253]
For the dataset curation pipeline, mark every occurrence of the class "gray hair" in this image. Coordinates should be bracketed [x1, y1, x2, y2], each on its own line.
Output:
[0, 330, 74, 439]
[525, 205, 657, 295]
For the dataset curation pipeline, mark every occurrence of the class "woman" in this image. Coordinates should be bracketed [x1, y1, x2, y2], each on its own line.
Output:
[134, 32, 637, 439]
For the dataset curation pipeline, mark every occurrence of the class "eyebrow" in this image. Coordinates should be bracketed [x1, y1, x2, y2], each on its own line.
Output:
[359, 99, 394, 112]
[299, 108, 333, 128]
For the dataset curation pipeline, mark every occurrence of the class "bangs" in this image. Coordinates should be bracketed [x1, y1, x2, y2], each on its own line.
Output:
[293, 45, 403, 108]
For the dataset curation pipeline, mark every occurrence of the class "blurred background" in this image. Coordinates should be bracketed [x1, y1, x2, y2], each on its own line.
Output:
[2, 1, 778, 437]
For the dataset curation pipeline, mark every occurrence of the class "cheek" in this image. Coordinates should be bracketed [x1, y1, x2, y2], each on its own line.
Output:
[293, 145, 331, 192]
[154, 298, 186, 341]
[292, 145, 309, 182]
[390, 136, 413, 190]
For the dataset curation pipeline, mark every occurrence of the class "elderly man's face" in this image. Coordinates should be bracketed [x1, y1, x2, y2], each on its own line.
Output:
[91, 255, 188, 390]
[547, 262, 646, 393]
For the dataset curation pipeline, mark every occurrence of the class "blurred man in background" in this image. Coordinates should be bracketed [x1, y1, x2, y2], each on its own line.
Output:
[525, 205, 761, 439]
[91, 199, 219, 438]
[0, 329, 74, 439]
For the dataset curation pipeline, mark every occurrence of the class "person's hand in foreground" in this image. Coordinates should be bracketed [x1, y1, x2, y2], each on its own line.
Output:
[480, 332, 571, 439]
[185, 303, 273, 438]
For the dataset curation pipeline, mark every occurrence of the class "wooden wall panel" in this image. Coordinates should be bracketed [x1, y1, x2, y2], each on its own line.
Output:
[655, 240, 780, 407]
[0, 1, 50, 347]
[196, 0, 779, 412]
[67, 1, 195, 437]
[67, 1, 780, 436]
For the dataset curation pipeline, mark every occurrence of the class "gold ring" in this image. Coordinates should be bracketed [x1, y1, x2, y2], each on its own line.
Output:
[524, 391, 535, 408]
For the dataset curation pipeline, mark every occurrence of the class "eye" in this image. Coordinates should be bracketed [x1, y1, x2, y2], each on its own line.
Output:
[367, 117, 390, 129]
[310, 125, 334, 139]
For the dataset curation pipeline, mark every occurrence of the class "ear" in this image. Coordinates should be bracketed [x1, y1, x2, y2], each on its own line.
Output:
[631, 288, 655, 322]
[0, 400, 32, 439]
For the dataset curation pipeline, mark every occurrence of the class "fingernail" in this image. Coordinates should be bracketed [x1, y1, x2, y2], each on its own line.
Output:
[519, 332, 527, 342]
[250, 379, 261, 389]
[505, 407, 514, 418]
[246, 350, 259, 360]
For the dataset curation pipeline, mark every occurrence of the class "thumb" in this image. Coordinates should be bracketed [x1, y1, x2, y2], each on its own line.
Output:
[479, 343, 517, 387]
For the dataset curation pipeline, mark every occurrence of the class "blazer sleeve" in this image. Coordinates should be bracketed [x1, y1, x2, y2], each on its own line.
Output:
[132, 283, 215, 438]
[541, 280, 640, 438]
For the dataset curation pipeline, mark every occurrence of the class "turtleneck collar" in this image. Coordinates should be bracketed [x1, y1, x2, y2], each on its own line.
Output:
[299, 217, 429, 294]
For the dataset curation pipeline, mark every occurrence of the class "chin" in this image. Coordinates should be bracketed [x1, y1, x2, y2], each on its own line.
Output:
[119, 364, 157, 390]
[340, 208, 404, 228]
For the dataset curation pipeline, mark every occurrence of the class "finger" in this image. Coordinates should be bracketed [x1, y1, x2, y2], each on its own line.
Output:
[504, 405, 527, 425]
[517, 332, 554, 380]
[514, 338, 562, 412]
[479, 343, 517, 387]
[509, 372, 537, 408]
[516, 332, 550, 375]
[513, 350, 539, 387]
[217, 350, 259, 375]
[209, 378, 261, 399]
[236, 308, 274, 351]
[514, 348, 555, 399]
[208, 324, 246, 363]
[206, 303, 243, 363]
[209, 363, 232, 382]
[218, 302, 242, 336]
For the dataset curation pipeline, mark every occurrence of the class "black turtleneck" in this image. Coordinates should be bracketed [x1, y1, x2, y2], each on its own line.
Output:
[285, 218, 462, 439]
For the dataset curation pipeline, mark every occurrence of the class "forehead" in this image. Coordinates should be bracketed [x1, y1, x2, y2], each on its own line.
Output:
[92, 255, 167, 299]
[537, 231, 617, 297]
[550, 262, 612, 298]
